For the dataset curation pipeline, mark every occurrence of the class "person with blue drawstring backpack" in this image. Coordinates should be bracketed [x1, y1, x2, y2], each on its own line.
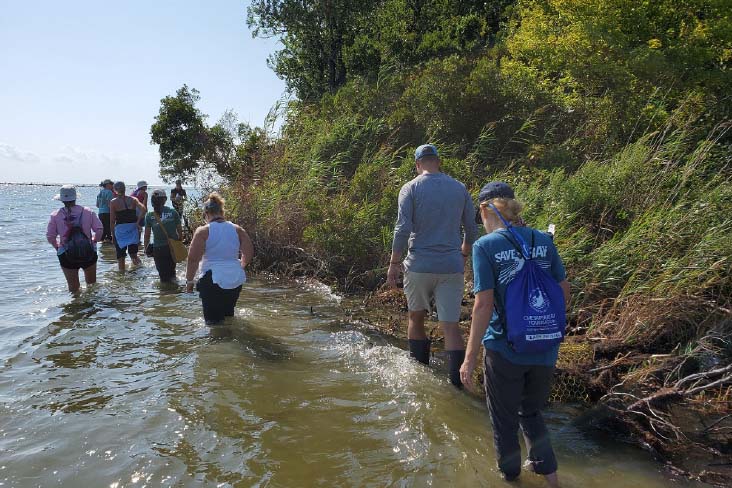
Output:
[460, 182, 570, 487]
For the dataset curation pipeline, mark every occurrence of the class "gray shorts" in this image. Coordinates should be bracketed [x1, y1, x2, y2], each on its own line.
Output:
[403, 271, 464, 323]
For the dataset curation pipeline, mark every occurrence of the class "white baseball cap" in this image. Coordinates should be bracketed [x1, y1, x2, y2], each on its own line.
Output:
[53, 185, 79, 202]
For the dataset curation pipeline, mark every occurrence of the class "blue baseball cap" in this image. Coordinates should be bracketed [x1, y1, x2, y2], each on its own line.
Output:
[478, 181, 515, 202]
[414, 144, 439, 160]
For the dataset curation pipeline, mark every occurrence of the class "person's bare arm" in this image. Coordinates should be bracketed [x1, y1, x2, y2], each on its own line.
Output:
[460, 289, 494, 391]
[185, 226, 208, 292]
[236, 226, 254, 267]
[109, 202, 117, 243]
[131, 196, 146, 213]
[143, 226, 151, 250]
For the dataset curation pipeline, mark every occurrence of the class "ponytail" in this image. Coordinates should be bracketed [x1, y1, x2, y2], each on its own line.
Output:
[204, 192, 225, 216]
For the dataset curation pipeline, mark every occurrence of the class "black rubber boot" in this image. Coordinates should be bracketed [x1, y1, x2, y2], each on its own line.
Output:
[408, 339, 431, 365]
[447, 349, 466, 388]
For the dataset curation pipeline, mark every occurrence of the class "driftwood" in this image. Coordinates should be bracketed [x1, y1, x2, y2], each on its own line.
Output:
[601, 362, 732, 456]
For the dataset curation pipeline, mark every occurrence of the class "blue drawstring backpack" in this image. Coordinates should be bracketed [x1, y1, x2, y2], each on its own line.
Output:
[489, 204, 566, 354]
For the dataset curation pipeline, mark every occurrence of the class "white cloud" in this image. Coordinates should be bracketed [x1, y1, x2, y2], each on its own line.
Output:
[49, 145, 163, 185]
[54, 146, 122, 166]
[1, 144, 163, 185]
[0, 142, 40, 163]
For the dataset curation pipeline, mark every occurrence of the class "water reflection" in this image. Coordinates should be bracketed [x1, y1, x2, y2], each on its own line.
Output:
[207, 321, 292, 361]
[42, 385, 113, 413]
[42, 338, 101, 369]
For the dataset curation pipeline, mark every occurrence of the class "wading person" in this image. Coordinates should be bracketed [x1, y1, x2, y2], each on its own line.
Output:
[96, 179, 114, 242]
[144, 189, 183, 282]
[185, 193, 254, 325]
[46, 185, 103, 292]
[109, 181, 146, 271]
[386, 144, 478, 387]
[132, 180, 149, 236]
[170, 179, 187, 227]
[460, 182, 570, 487]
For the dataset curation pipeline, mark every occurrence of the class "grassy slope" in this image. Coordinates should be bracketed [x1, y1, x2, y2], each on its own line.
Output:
[219, 1, 732, 482]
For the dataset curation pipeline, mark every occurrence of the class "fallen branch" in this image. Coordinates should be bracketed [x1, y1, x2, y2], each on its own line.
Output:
[685, 373, 732, 397]
[675, 364, 732, 390]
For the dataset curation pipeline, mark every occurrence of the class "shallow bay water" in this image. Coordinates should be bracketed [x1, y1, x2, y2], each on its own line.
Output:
[0, 184, 701, 487]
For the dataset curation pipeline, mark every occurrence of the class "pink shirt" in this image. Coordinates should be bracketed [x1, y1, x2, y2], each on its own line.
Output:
[46, 205, 104, 250]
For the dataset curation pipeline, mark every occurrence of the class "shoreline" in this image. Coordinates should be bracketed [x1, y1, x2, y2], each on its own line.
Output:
[333, 283, 731, 487]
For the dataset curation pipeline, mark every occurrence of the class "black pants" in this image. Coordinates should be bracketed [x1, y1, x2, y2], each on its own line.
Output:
[196, 270, 242, 325]
[115, 242, 139, 259]
[100, 213, 111, 241]
[152, 245, 176, 282]
[58, 251, 98, 270]
[483, 349, 558, 478]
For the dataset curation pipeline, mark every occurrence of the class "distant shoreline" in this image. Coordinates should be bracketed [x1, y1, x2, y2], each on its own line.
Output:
[0, 182, 177, 187]
[0, 182, 101, 187]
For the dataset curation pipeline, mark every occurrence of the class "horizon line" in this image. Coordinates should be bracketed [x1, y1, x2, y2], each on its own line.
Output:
[0, 181, 178, 187]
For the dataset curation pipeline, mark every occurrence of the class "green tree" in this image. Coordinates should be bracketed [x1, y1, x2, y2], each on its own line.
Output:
[149, 85, 208, 181]
[247, 0, 378, 100]
[151, 87, 260, 181]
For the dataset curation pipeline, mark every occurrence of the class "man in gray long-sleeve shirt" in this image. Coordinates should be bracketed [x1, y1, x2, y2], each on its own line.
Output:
[387, 144, 478, 388]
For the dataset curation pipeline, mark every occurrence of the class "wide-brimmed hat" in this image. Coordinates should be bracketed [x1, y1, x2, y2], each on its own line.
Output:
[137, 180, 148, 189]
[53, 185, 78, 202]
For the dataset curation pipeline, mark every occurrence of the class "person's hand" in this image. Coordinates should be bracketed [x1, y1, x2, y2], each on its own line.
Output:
[460, 357, 477, 392]
[386, 263, 401, 289]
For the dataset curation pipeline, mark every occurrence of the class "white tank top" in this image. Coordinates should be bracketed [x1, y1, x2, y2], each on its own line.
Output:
[199, 221, 246, 289]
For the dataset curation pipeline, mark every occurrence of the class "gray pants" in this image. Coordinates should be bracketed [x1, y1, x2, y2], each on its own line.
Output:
[483, 349, 558, 478]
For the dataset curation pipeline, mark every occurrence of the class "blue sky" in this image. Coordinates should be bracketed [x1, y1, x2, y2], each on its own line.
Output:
[0, 0, 285, 185]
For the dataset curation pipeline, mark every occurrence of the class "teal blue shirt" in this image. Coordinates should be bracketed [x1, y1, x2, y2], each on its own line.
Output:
[96, 188, 114, 214]
[144, 207, 181, 247]
[472, 227, 566, 366]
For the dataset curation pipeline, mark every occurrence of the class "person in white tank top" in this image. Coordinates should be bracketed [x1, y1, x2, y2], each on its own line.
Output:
[185, 192, 254, 325]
